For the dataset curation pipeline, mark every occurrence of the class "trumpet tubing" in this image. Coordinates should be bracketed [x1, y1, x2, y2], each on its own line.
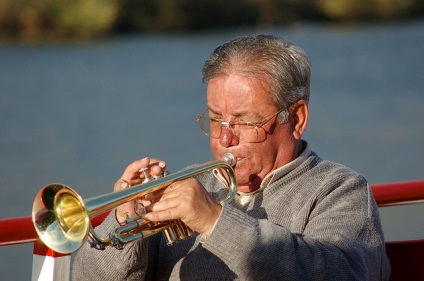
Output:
[32, 153, 237, 254]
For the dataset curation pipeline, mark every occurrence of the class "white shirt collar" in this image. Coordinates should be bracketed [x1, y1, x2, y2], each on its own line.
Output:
[235, 142, 311, 204]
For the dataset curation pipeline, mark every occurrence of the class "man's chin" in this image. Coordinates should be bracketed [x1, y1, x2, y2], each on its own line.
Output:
[235, 178, 261, 193]
[236, 184, 251, 193]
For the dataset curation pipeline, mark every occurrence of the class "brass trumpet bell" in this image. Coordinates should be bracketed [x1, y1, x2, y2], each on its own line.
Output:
[33, 185, 89, 253]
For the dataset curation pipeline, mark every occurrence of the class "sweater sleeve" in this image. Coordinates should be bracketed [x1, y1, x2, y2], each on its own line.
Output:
[72, 211, 148, 281]
[202, 174, 391, 281]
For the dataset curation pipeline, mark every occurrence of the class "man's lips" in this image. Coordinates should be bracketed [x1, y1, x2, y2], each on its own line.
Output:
[233, 156, 248, 169]
[235, 157, 243, 164]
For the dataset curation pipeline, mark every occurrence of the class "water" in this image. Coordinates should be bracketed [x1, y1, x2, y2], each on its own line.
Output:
[0, 20, 423, 280]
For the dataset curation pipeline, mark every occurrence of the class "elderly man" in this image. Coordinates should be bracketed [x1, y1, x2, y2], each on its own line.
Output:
[72, 34, 390, 280]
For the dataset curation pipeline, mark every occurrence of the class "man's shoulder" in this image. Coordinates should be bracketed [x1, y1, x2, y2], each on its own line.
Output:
[308, 151, 367, 183]
[277, 151, 369, 197]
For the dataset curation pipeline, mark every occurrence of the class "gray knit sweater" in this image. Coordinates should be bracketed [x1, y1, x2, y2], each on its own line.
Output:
[72, 151, 391, 280]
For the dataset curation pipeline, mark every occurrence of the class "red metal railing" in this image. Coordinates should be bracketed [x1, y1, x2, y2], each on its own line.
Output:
[1, 180, 424, 280]
[371, 180, 424, 281]
[0, 215, 37, 246]
[0, 212, 109, 247]
[372, 180, 424, 206]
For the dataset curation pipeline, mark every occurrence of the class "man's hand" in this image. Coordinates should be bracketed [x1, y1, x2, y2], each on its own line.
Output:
[144, 178, 222, 236]
[113, 157, 166, 223]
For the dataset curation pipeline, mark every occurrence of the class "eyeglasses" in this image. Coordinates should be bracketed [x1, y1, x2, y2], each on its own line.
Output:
[196, 108, 289, 143]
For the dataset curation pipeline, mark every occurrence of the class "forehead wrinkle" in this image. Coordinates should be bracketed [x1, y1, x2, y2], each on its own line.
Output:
[207, 73, 275, 120]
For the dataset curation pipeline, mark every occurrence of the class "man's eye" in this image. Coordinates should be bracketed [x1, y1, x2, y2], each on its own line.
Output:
[238, 121, 256, 127]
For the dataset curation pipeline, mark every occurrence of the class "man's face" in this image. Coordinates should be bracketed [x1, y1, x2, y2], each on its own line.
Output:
[206, 74, 298, 193]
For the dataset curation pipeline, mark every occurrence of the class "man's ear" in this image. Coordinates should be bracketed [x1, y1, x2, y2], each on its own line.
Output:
[290, 100, 308, 140]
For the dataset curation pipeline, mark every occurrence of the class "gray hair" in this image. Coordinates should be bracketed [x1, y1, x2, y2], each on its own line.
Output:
[202, 34, 311, 121]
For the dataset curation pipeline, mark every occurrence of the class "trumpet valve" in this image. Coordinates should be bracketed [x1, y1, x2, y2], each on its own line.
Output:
[139, 167, 153, 183]
[163, 220, 194, 246]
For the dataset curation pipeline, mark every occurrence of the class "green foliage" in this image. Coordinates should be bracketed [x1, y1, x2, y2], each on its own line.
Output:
[0, 0, 118, 40]
[314, 0, 421, 21]
[0, 0, 423, 41]
[48, 0, 118, 36]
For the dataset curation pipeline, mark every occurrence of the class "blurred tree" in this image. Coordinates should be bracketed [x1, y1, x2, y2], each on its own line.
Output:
[313, 0, 418, 21]
[0, 0, 423, 41]
[0, 0, 118, 40]
[48, 0, 119, 38]
[115, 0, 258, 32]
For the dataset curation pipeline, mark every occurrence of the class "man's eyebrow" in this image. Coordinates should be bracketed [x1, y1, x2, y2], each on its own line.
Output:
[207, 107, 221, 116]
[207, 107, 253, 119]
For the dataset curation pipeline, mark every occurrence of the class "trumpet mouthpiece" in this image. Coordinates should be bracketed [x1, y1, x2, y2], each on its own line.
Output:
[221, 152, 236, 167]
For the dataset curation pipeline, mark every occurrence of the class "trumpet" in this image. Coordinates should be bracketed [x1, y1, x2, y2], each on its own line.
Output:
[32, 153, 236, 254]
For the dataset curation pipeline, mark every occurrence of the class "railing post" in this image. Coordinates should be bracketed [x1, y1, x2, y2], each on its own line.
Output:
[32, 239, 71, 281]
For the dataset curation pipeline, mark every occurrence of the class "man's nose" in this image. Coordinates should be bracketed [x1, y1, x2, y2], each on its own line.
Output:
[219, 126, 239, 147]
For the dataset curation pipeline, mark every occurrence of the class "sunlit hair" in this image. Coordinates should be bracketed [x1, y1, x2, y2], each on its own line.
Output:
[202, 34, 311, 123]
